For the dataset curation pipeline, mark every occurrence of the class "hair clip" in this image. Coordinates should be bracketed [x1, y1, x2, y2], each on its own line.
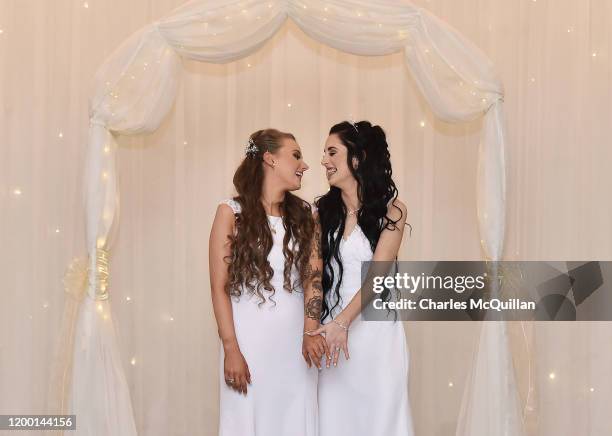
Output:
[349, 119, 359, 133]
[245, 138, 258, 156]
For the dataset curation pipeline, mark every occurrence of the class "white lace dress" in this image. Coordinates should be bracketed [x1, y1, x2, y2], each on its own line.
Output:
[217, 199, 318, 436]
[318, 224, 414, 436]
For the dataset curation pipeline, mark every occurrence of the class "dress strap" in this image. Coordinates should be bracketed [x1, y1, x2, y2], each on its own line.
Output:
[219, 198, 242, 215]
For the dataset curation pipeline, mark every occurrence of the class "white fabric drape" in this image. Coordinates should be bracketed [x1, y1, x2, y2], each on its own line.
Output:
[70, 1, 512, 435]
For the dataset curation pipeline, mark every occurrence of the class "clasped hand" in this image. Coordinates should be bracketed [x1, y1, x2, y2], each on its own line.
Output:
[302, 320, 350, 369]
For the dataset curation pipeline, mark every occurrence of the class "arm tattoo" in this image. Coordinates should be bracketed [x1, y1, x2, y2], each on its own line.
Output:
[311, 268, 322, 294]
[313, 223, 322, 258]
[305, 296, 323, 320]
[305, 268, 323, 319]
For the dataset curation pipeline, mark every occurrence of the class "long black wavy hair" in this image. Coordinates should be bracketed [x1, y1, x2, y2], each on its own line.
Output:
[315, 121, 404, 322]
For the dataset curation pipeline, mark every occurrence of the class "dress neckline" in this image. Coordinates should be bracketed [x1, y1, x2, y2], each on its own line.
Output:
[341, 224, 360, 242]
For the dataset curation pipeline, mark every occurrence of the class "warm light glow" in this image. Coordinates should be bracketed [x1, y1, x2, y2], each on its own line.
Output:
[102, 171, 108, 180]
[104, 145, 110, 153]
[97, 303, 103, 313]
[13, 188, 22, 196]
[549, 372, 556, 380]
[590, 387, 595, 392]
[43, 303, 49, 309]
[0, 29, 4, 34]
[592, 52, 598, 57]
[420, 121, 426, 127]
[130, 357, 136, 366]
[169, 316, 175, 321]
[126, 296, 131, 301]
[83, 2, 89, 8]
[58, 132, 64, 138]
[183, 141, 188, 145]
[55, 228, 60, 233]
[448, 381, 454, 387]
[287, 103, 292, 108]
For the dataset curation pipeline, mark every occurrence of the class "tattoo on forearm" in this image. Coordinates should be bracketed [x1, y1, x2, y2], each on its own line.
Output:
[305, 296, 323, 320]
[311, 268, 322, 294]
[314, 225, 322, 258]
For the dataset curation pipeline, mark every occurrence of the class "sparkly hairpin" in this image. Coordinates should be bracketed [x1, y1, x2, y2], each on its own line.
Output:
[245, 138, 258, 156]
[349, 119, 359, 133]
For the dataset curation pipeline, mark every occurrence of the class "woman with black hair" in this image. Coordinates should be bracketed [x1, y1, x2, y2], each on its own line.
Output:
[308, 121, 414, 436]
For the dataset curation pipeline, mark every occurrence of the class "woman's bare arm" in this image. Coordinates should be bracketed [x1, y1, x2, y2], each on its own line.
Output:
[302, 213, 330, 369]
[209, 203, 251, 393]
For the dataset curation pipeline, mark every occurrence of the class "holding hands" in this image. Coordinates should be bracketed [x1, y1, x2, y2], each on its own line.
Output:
[306, 317, 350, 368]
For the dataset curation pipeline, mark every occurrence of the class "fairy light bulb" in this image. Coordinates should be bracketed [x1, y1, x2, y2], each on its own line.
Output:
[13, 188, 22, 196]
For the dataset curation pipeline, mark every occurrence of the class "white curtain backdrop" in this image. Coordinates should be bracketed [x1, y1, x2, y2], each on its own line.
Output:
[1, 0, 611, 435]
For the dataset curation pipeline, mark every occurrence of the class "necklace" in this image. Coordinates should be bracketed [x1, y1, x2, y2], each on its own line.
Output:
[347, 208, 359, 217]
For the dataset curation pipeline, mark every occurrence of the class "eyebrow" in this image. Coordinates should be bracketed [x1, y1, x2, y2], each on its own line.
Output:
[326, 145, 340, 151]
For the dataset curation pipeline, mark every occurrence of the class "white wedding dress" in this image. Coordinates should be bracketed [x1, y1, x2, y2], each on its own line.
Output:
[318, 223, 414, 436]
[217, 199, 318, 436]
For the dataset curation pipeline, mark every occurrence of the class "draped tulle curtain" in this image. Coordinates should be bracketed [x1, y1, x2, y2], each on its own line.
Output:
[1, 0, 611, 435]
[65, 1, 512, 434]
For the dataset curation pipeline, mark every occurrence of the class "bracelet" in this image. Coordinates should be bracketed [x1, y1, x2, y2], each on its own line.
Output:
[303, 330, 315, 336]
[332, 319, 349, 331]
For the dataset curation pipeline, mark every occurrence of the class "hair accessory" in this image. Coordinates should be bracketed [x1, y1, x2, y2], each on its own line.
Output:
[349, 119, 359, 133]
[245, 138, 258, 156]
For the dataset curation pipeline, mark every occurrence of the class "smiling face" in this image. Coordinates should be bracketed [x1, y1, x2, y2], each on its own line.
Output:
[321, 133, 357, 188]
[266, 137, 309, 191]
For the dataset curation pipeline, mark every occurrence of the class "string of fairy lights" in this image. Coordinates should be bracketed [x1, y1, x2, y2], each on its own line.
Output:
[2, 0, 605, 397]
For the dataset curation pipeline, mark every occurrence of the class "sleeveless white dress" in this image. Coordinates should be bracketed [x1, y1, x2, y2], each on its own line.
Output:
[217, 199, 318, 436]
[318, 224, 414, 436]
